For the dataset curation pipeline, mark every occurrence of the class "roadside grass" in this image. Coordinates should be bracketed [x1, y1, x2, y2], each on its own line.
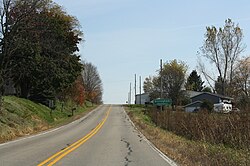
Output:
[50, 100, 95, 127]
[125, 105, 250, 166]
[0, 96, 97, 143]
[146, 107, 250, 150]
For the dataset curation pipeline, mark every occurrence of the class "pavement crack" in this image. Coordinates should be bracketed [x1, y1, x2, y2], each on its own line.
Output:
[121, 138, 133, 166]
[61, 143, 71, 150]
[137, 134, 143, 142]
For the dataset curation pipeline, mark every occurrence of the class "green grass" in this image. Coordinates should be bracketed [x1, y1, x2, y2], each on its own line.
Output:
[0, 96, 96, 143]
[126, 105, 154, 125]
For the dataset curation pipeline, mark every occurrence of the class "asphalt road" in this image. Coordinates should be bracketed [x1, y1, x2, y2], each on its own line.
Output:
[0, 105, 175, 166]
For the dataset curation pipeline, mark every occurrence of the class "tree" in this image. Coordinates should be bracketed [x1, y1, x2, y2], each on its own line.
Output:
[143, 76, 160, 100]
[82, 62, 103, 104]
[198, 19, 245, 95]
[214, 76, 228, 95]
[60, 76, 85, 106]
[185, 70, 204, 91]
[0, 0, 41, 109]
[4, 1, 83, 102]
[161, 59, 187, 110]
[144, 60, 187, 109]
[200, 100, 213, 112]
[234, 57, 250, 97]
[143, 76, 154, 93]
[202, 87, 212, 93]
[231, 57, 250, 110]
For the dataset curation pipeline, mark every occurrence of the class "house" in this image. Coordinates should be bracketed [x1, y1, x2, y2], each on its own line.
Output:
[135, 93, 150, 105]
[186, 90, 203, 98]
[184, 101, 203, 112]
[191, 92, 233, 104]
[184, 92, 233, 112]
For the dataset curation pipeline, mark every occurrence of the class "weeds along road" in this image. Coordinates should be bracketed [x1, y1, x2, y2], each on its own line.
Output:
[0, 105, 173, 166]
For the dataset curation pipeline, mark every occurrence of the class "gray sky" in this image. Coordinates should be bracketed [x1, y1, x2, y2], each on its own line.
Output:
[54, 0, 250, 104]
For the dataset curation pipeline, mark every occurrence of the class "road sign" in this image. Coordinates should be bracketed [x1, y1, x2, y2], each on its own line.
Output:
[153, 98, 172, 106]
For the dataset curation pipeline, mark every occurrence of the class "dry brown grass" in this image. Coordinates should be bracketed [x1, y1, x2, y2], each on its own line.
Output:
[125, 106, 250, 166]
[147, 108, 250, 150]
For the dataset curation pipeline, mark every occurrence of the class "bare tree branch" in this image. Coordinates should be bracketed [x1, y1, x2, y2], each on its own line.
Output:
[82, 62, 103, 104]
[199, 19, 245, 95]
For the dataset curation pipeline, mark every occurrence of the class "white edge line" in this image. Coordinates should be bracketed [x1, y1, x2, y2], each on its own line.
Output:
[122, 106, 178, 166]
[0, 105, 103, 147]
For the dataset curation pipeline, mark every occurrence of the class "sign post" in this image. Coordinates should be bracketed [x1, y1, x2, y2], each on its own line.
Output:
[153, 98, 172, 107]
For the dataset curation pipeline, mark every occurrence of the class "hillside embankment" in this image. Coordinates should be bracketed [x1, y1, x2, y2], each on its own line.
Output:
[0, 96, 96, 143]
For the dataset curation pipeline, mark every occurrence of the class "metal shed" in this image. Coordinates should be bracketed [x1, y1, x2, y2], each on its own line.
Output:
[184, 101, 202, 112]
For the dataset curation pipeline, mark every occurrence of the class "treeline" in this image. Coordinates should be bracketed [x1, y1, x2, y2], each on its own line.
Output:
[0, 0, 103, 108]
[144, 19, 250, 111]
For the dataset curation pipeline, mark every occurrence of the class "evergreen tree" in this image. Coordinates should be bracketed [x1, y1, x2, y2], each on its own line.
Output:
[185, 70, 204, 92]
[202, 87, 212, 93]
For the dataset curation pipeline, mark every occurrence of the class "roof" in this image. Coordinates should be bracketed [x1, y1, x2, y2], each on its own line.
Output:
[135, 93, 149, 97]
[191, 92, 233, 100]
[184, 101, 203, 108]
[186, 90, 203, 98]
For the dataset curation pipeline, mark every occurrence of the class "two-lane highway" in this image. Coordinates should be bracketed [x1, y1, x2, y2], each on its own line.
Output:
[0, 105, 174, 166]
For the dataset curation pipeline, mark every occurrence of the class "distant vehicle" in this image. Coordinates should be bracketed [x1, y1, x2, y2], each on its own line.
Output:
[213, 102, 232, 113]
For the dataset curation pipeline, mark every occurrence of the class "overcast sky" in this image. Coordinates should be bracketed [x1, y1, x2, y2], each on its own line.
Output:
[54, 0, 250, 104]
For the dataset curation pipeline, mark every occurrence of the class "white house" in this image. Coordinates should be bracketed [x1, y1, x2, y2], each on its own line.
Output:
[135, 93, 150, 105]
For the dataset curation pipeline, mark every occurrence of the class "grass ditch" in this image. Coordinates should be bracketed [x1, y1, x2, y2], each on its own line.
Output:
[0, 96, 97, 143]
[125, 105, 250, 166]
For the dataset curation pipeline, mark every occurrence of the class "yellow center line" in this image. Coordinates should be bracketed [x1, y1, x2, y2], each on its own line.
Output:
[38, 105, 112, 166]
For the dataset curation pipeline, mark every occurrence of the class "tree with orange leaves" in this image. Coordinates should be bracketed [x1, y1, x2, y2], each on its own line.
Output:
[82, 62, 103, 104]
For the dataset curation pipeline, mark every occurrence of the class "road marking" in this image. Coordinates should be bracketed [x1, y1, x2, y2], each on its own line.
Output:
[122, 106, 177, 166]
[38, 105, 111, 166]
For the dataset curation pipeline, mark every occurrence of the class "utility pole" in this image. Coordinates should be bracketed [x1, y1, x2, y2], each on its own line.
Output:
[139, 76, 142, 105]
[160, 59, 163, 112]
[129, 82, 132, 104]
[128, 92, 130, 104]
[135, 74, 137, 104]
[160, 59, 163, 99]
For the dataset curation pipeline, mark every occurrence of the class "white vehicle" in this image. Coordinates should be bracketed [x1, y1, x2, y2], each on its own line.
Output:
[213, 102, 232, 113]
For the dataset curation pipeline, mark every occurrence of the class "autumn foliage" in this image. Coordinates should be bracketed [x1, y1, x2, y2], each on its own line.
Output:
[60, 76, 85, 106]
[72, 77, 85, 106]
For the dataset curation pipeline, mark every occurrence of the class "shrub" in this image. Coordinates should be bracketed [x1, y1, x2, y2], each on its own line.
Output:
[145, 107, 250, 150]
[200, 100, 213, 112]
